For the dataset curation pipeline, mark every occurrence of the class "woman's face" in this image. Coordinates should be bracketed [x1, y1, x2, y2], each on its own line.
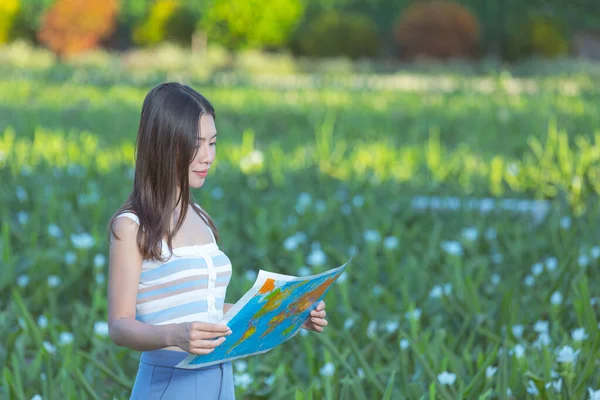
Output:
[189, 113, 217, 188]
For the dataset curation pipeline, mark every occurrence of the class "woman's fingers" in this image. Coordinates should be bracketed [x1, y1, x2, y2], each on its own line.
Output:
[310, 309, 326, 318]
[311, 317, 328, 327]
[190, 337, 227, 354]
[315, 300, 326, 311]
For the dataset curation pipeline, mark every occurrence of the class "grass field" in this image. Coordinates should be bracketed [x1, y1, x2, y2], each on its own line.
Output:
[1, 44, 600, 399]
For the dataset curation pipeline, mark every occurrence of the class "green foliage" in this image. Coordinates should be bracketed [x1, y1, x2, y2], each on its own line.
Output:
[198, 0, 304, 50]
[503, 14, 569, 61]
[2, 56, 600, 398]
[0, 0, 20, 44]
[291, 10, 381, 59]
[133, 0, 187, 46]
[7, 0, 54, 44]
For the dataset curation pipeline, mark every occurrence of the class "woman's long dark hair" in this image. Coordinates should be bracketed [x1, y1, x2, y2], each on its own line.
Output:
[108, 82, 219, 262]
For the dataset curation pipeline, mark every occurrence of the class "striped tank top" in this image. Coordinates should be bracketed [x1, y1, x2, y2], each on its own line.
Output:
[114, 211, 232, 326]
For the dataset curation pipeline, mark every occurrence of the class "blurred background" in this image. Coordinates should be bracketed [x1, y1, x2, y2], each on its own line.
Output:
[2, 0, 600, 399]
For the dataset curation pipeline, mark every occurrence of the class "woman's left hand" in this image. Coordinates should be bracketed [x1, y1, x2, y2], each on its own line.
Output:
[302, 300, 327, 332]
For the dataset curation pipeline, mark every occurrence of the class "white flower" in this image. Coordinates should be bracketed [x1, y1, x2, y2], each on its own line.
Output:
[578, 254, 590, 267]
[485, 228, 497, 240]
[383, 236, 399, 249]
[315, 200, 327, 213]
[512, 325, 524, 338]
[506, 388, 512, 396]
[513, 344, 525, 359]
[385, 321, 399, 333]
[307, 247, 326, 266]
[295, 192, 312, 214]
[264, 374, 275, 386]
[572, 328, 589, 341]
[364, 229, 381, 243]
[71, 232, 95, 249]
[341, 204, 351, 215]
[405, 308, 421, 320]
[17, 274, 30, 287]
[545, 257, 558, 271]
[94, 254, 105, 268]
[527, 380, 539, 395]
[94, 321, 109, 336]
[48, 223, 62, 238]
[320, 362, 335, 377]
[298, 266, 311, 276]
[47, 275, 61, 288]
[18, 211, 29, 225]
[437, 371, 456, 385]
[284, 215, 297, 227]
[234, 372, 253, 389]
[211, 187, 224, 199]
[31, 395, 42, 400]
[591, 246, 600, 259]
[430, 285, 443, 298]
[245, 270, 257, 281]
[533, 332, 551, 348]
[38, 315, 48, 328]
[283, 236, 299, 251]
[461, 227, 478, 241]
[524, 275, 535, 286]
[491, 253, 503, 264]
[551, 370, 559, 378]
[485, 365, 497, 379]
[400, 339, 409, 350]
[347, 245, 356, 257]
[443, 283, 452, 295]
[344, 318, 354, 330]
[372, 285, 383, 296]
[357, 368, 365, 379]
[556, 346, 579, 363]
[16, 186, 28, 202]
[59, 332, 74, 345]
[235, 360, 247, 372]
[366, 321, 377, 338]
[531, 263, 544, 276]
[43, 341, 56, 354]
[352, 195, 365, 207]
[560, 216, 571, 229]
[589, 388, 600, 400]
[441, 241, 463, 256]
[65, 251, 76, 265]
[551, 291, 563, 305]
[491, 274, 501, 285]
[534, 320, 549, 333]
[96, 273, 105, 284]
[545, 379, 562, 393]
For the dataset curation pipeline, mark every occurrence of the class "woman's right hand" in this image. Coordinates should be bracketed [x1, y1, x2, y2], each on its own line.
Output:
[173, 321, 232, 355]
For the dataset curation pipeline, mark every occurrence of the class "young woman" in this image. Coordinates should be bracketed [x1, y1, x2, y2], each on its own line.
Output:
[106, 82, 328, 399]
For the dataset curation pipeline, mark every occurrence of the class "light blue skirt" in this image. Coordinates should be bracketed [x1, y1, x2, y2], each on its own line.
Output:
[129, 349, 235, 400]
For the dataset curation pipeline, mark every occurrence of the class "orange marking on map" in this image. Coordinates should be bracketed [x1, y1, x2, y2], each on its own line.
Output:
[258, 278, 275, 294]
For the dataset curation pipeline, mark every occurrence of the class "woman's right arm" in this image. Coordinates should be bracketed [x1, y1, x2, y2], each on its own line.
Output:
[107, 217, 176, 351]
[107, 217, 231, 353]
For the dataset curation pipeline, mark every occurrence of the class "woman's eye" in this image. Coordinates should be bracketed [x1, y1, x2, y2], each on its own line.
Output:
[210, 142, 217, 146]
